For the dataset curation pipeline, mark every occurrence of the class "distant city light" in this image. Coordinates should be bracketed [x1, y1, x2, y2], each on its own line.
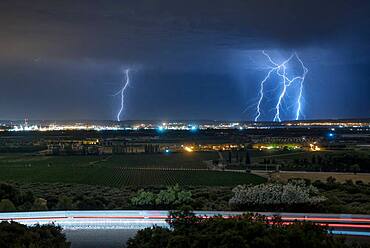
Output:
[183, 146, 193, 152]
[157, 126, 165, 132]
[310, 143, 321, 151]
[5, 120, 370, 133]
[328, 132, 335, 138]
[190, 125, 197, 131]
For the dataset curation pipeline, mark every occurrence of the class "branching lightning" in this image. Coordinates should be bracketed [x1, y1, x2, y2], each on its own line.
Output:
[115, 69, 130, 122]
[254, 51, 308, 122]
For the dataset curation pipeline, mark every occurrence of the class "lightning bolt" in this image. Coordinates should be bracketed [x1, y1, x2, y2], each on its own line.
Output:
[115, 69, 130, 122]
[254, 51, 308, 122]
[294, 53, 308, 120]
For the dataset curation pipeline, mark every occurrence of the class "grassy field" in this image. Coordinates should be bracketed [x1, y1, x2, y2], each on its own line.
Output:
[263, 171, 370, 183]
[0, 152, 265, 187]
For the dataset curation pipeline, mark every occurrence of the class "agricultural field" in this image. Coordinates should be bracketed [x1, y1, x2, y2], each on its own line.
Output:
[0, 152, 265, 187]
[84, 168, 265, 187]
[99, 152, 218, 168]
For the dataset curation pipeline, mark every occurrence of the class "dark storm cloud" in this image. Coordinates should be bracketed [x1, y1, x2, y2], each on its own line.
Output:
[0, 0, 369, 62]
[0, 0, 369, 120]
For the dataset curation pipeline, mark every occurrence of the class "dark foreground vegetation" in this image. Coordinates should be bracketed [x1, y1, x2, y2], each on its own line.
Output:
[2, 177, 370, 214]
[127, 211, 369, 248]
[0, 221, 69, 248]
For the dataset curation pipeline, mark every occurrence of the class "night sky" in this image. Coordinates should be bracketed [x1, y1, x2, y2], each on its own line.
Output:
[0, 0, 369, 121]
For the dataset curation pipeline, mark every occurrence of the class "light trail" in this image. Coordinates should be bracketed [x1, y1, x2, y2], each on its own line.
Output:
[1, 211, 370, 236]
[115, 69, 130, 122]
[254, 51, 308, 122]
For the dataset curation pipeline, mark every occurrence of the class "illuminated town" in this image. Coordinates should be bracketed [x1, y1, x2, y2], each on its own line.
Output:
[2, 119, 370, 132]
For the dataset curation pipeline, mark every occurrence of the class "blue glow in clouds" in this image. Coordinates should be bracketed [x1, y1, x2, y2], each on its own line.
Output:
[255, 51, 308, 122]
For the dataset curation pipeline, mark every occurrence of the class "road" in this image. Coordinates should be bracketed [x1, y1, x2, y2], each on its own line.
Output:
[1, 210, 370, 237]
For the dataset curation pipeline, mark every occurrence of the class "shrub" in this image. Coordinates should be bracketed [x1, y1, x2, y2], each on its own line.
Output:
[32, 198, 48, 211]
[0, 221, 70, 247]
[229, 180, 326, 210]
[56, 195, 75, 210]
[131, 185, 192, 209]
[0, 182, 35, 208]
[0, 199, 16, 212]
[131, 190, 156, 207]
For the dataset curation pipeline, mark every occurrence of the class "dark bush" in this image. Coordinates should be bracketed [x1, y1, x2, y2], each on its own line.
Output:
[0, 221, 70, 248]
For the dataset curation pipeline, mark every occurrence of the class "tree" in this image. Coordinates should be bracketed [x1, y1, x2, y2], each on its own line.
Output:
[127, 212, 363, 248]
[350, 164, 361, 175]
[126, 226, 171, 248]
[131, 185, 192, 209]
[0, 183, 23, 206]
[76, 197, 106, 210]
[0, 221, 70, 247]
[326, 176, 337, 184]
[312, 155, 316, 164]
[245, 150, 251, 165]
[0, 183, 35, 210]
[317, 155, 323, 164]
[0, 199, 16, 212]
[56, 195, 74, 210]
[131, 190, 156, 207]
[32, 198, 48, 211]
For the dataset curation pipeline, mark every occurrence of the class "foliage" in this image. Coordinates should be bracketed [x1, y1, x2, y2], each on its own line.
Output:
[131, 190, 156, 207]
[229, 180, 326, 211]
[131, 185, 192, 209]
[127, 212, 366, 248]
[0, 221, 70, 248]
[32, 198, 48, 211]
[271, 151, 370, 173]
[0, 182, 35, 212]
[0, 182, 34, 207]
[313, 179, 370, 214]
[56, 195, 75, 210]
[0, 199, 16, 212]
[5, 178, 370, 214]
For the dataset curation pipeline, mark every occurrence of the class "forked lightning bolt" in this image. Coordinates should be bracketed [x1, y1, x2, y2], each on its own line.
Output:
[254, 51, 308, 122]
[115, 69, 130, 122]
